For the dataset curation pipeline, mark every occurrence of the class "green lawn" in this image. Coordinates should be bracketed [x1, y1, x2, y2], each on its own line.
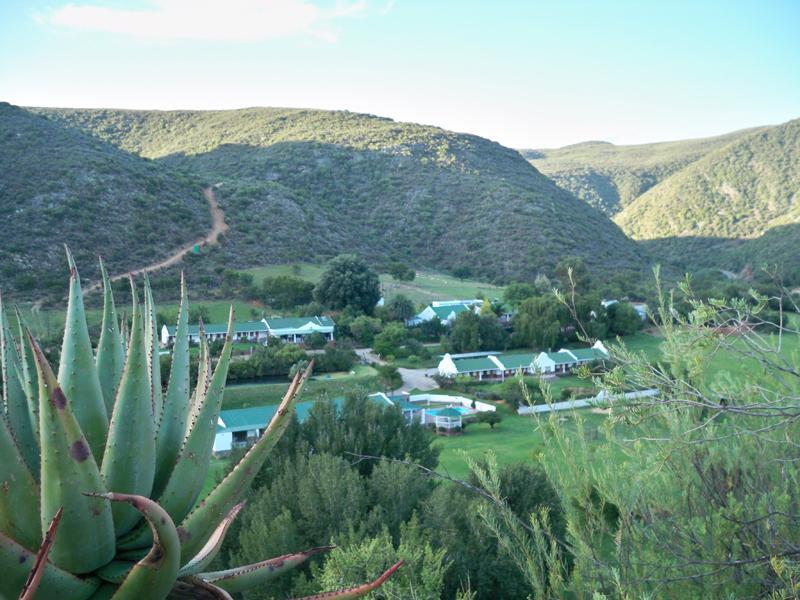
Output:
[435, 404, 616, 479]
[239, 263, 505, 306]
[223, 365, 379, 410]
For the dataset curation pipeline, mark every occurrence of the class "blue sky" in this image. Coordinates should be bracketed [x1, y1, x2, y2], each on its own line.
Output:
[1, 0, 798, 147]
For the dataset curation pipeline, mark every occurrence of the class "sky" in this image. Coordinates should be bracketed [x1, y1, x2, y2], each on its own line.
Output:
[1, 0, 799, 148]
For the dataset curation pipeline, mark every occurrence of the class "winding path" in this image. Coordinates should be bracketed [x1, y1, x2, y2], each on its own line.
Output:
[84, 186, 228, 294]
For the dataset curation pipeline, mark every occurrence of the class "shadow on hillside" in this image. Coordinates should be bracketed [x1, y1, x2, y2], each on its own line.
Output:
[638, 223, 800, 274]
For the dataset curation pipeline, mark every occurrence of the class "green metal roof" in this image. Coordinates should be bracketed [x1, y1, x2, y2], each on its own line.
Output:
[454, 357, 500, 373]
[434, 407, 463, 418]
[498, 353, 535, 370]
[265, 316, 335, 331]
[167, 320, 266, 336]
[217, 397, 345, 433]
[567, 348, 606, 361]
[431, 304, 471, 320]
[548, 351, 576, 365]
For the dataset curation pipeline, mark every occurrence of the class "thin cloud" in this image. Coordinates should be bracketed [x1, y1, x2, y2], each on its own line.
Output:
[47, 0, 367, 42]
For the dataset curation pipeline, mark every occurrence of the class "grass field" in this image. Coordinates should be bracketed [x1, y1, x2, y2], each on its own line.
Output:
[223, 365, 378, 410]
[240, 263, 505, 306]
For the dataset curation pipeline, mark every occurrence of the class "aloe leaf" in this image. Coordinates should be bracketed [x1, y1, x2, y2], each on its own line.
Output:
[58, 247, 109, 459]
[292, 560, 405, 600]
[0, 530, 101, 600]
[143, 274, 163, 421]
[153, 273, 191, 497]
[158, 308, 234, 525]
[96, 258, 126, 415]
[89, 493, 180, 600]
[0, 415, 41, 551]
[179, 502, 245, 576]
[177, 363, 313, 563]
[86, 582, 120, 600]
[18, 507, 62, 600]
[1, 294, 39, 476]
[15, 307, 40, 443]
[170, 577, 234, 599]
[188, 323, 211, 426]
[198, 546, 333, 594]
[101, 278, 156, 536]
[31, 332, 115, 573]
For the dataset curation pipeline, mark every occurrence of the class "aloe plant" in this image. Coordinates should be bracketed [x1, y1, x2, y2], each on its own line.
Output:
[0, 249, 401, 599]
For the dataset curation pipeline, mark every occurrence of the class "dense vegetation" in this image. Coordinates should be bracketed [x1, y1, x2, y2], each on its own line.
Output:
[0, 103, 210, 299]
[522, 127, 758, 215]
[617, 119, 800, 274]
[30, 105, 646, 287]
[525, 119, 799, 278]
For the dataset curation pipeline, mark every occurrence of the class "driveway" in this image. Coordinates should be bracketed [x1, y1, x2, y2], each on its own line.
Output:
[398, 367, 438, 391]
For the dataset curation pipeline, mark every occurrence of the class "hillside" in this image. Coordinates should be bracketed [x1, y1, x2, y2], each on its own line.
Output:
[32, 107, 647, 284]
[0, 103, 211, 299]
[616, 119, 800, 271]
[521, 128, 760, 215]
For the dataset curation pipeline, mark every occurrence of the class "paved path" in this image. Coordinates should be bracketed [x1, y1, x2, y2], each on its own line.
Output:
[398, 367, 438, 391]
[83, 186, 228, 294]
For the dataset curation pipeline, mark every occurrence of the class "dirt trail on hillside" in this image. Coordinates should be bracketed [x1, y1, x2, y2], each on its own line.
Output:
[83, 186, 228, 294]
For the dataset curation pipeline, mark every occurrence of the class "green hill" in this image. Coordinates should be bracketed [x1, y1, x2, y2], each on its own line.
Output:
[0, 103, 210, 299]
[616, 119, 800, 272]
[32, 106, 646, 285]
[522, 128, 760, 215]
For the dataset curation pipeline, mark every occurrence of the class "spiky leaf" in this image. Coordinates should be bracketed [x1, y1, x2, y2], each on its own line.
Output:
[96, 258, 126, 414]
[0, 529, 101, 600]
[158, 309, 234, 525]
[92, 493, 180, 600]
[1, 294, 39, 476]
[18, 507, 62, 600]
[32, 333, 115, 573]
[58, 248, 109, 459]
[143, 275, 163, 421]
[179, 502, 244, 576]
[293, 561, 404, 599]
[177, 363, 312, 563]
[101, 280, 156, 535]
[0, 414, 40, 550]
[15, 307, 40, 442]
[154, 273, 191, 497]
[198, 546, 333, 593]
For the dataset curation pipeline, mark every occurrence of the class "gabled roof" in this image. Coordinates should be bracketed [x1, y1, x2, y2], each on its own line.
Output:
[566, 348, 606, 361]
[166, 320, 266, 337]
[217, 397, 344, 433]
[548, 351, 576, 365]
[265, 316, 335, 332]
[431, 304, 472, 320]
[453, 357, 500, 373]
[497, 353, 535, 370]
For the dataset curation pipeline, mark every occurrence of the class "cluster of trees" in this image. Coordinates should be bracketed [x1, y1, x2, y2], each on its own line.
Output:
[224, 339, 356, 382]
[219, 395, 566, 599]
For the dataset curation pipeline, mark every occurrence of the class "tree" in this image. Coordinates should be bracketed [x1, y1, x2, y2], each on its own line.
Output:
[376, 364, 403, 394]
[384, 294, 416, 322]
[554, 255, 589, 292]
[348, 315, 383, 346]
[504, 281, 537, 307]
[315, 520, 446, 600]
[302, 331, 327, 349]
[424, 461, 566, 599]
[261, 275, 314, 309]
[476, 411, 503, 429]
[452, 265, 474, 280]
[483, 277, 800, 598]
[314, 254, 381, 313]
[387, 262, 416, 281]
[606, 301, 642, 336]
[372, 322, 406, 357]
[511, 295, 566, 349]
[446, 311, 508, 353]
